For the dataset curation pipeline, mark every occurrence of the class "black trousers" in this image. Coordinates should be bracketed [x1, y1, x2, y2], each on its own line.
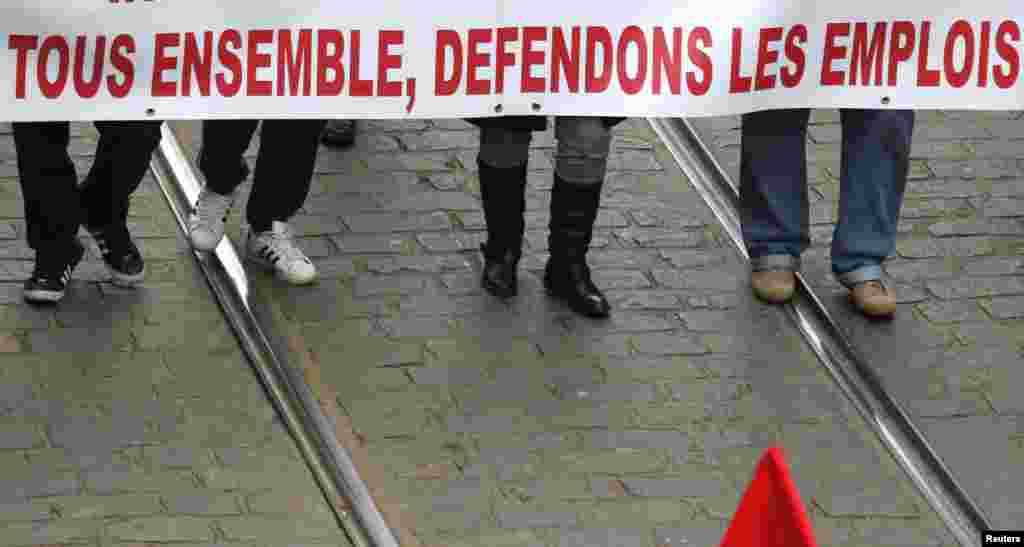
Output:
[12, 121, 163, 254]
[197, 119, 327, 231]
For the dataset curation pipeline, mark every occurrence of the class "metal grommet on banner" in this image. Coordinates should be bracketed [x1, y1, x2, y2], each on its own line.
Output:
[145, 108, 156, 116]
[531, 103, 541, 112]
[881, 97, 891, 106]
[494, 104, 503, 113]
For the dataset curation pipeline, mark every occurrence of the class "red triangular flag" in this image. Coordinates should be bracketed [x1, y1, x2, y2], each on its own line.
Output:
[719, 446, 817, 547]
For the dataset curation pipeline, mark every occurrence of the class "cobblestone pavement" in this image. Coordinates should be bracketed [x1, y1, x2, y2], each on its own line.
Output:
[166, 118, 958, 546]
[691, 111, 1024, 529]
[0, 123, 351, 547]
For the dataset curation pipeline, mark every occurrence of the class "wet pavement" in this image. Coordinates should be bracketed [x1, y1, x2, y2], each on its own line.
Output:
[0, 123, 351, 547]
[692, 111, 1024, 530]
[3, 109, 1016, 546]
[175, 117, 954, 546]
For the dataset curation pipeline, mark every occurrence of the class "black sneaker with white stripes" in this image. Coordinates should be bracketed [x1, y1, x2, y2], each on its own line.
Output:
[88, 223, 145, 287]
[23, 239, 85, 304]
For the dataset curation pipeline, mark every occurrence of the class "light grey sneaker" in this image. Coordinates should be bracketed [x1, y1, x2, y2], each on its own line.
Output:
[188, 187, 237, 252]
[245, 221, 317, 285]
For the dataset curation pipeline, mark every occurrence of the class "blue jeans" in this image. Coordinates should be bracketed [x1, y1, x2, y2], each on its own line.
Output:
[740, 109, 914, 288]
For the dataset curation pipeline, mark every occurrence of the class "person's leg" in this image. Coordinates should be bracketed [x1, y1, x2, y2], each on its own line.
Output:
[188, 119, 260, 251]
[545, 116, 614, 318]
[243, 119, 327, 285]
[81, 120, 163, 286]
[739, 108, 812, 303]
[476, 124, 531, 297]
[12, 122, 85, 302]
[834, 108, 914, 317]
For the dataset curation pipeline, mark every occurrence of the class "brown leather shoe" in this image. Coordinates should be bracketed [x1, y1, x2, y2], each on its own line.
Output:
[849, 280, 896, 317]
[751, 270, 795, 303]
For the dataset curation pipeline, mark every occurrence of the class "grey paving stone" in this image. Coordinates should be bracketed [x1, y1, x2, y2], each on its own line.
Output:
[855, 525, 945, 545]
[417, 233, 470, 252]
[650, 269, 741, 291]
[984, 296, 1024, 319]
[408, 367, 484, 387]
[981, 197, 1024, 217]
[145, 446, 210, 468]
[558, 528, 651, 547]
[330, 234, 410, 254]
[498, 510, 578, 529]
[928, 158, 1020, 179]
[342, 212, 452, 233]
[896, 236, 993, 258]
[7, 473, 80, 500]
[669, 382, 748, 419]
[609, 150, 663, 171]
[631, 332, 708, 356]
[430, 479, 487, 511]
[916, 300, 987, 323]
[352, 274, 432, 297]
[928, 219, 1022, 237]
[676, 311, 735, 332]
[926, 276, 1024, 299]
[606, 291, 683, 311]
[591, 270, 651, 290]
[582, 430, 689, 452]
[0, 501, 53, 522]
[963, 256, 1024, 276]
[164, 493, 243, 516]
[446, 415, 522, 434]
[655, 523, 728, 546]
[401, 131, 480, 151]
[562, 313, 677, 336]
[658, 250, 730, 269]
[554, 382, 656, 404]
[683, 293, 741, 310]
[379, 190, 479, 212]
[622, 477, 725, 499]
[900, 199, 972, 218]
[617, 229, 709, 248]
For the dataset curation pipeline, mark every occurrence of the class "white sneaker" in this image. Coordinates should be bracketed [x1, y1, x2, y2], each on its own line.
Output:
[245, 221, 317, 285]
[188, 187, 237, 252]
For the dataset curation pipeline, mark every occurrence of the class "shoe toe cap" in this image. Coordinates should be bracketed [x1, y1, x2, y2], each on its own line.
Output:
[189, 229, 222, 251]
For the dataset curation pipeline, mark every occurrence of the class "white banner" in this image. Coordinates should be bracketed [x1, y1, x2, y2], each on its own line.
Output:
[2, 1, 1023, 121]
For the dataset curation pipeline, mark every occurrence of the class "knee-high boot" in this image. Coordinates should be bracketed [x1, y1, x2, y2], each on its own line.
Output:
[478, 159, 527, 298]
[544, 173, 610, 318]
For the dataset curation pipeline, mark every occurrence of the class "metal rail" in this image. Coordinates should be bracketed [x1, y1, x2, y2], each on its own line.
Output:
[648, 117, 991, 547]
[150, 123, 400, 547]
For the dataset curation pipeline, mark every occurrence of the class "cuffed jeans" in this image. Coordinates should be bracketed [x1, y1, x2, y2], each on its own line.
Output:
[740, 108, 913, 287]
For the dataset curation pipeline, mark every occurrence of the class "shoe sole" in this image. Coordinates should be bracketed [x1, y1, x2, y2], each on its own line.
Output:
[23, 288, 65, 303]
[245, 255, 317, 285]
[24, 244, 85, 304]
[188, 230, 224, 253]
[543, 286, 611, 319]
[752, 287, 795, 304]
[108, 265, 146, 288]
[848, 294, 896, 318]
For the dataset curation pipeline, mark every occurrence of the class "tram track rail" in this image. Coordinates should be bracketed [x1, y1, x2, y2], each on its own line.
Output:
[150, 122, 401, 547]
[648, 117, 991, 547]
[146, 116, 990, 547]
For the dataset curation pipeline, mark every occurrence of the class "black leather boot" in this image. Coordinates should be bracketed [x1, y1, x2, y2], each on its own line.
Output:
[478, 159, 527, 298]
[544, 173, 611, 318]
